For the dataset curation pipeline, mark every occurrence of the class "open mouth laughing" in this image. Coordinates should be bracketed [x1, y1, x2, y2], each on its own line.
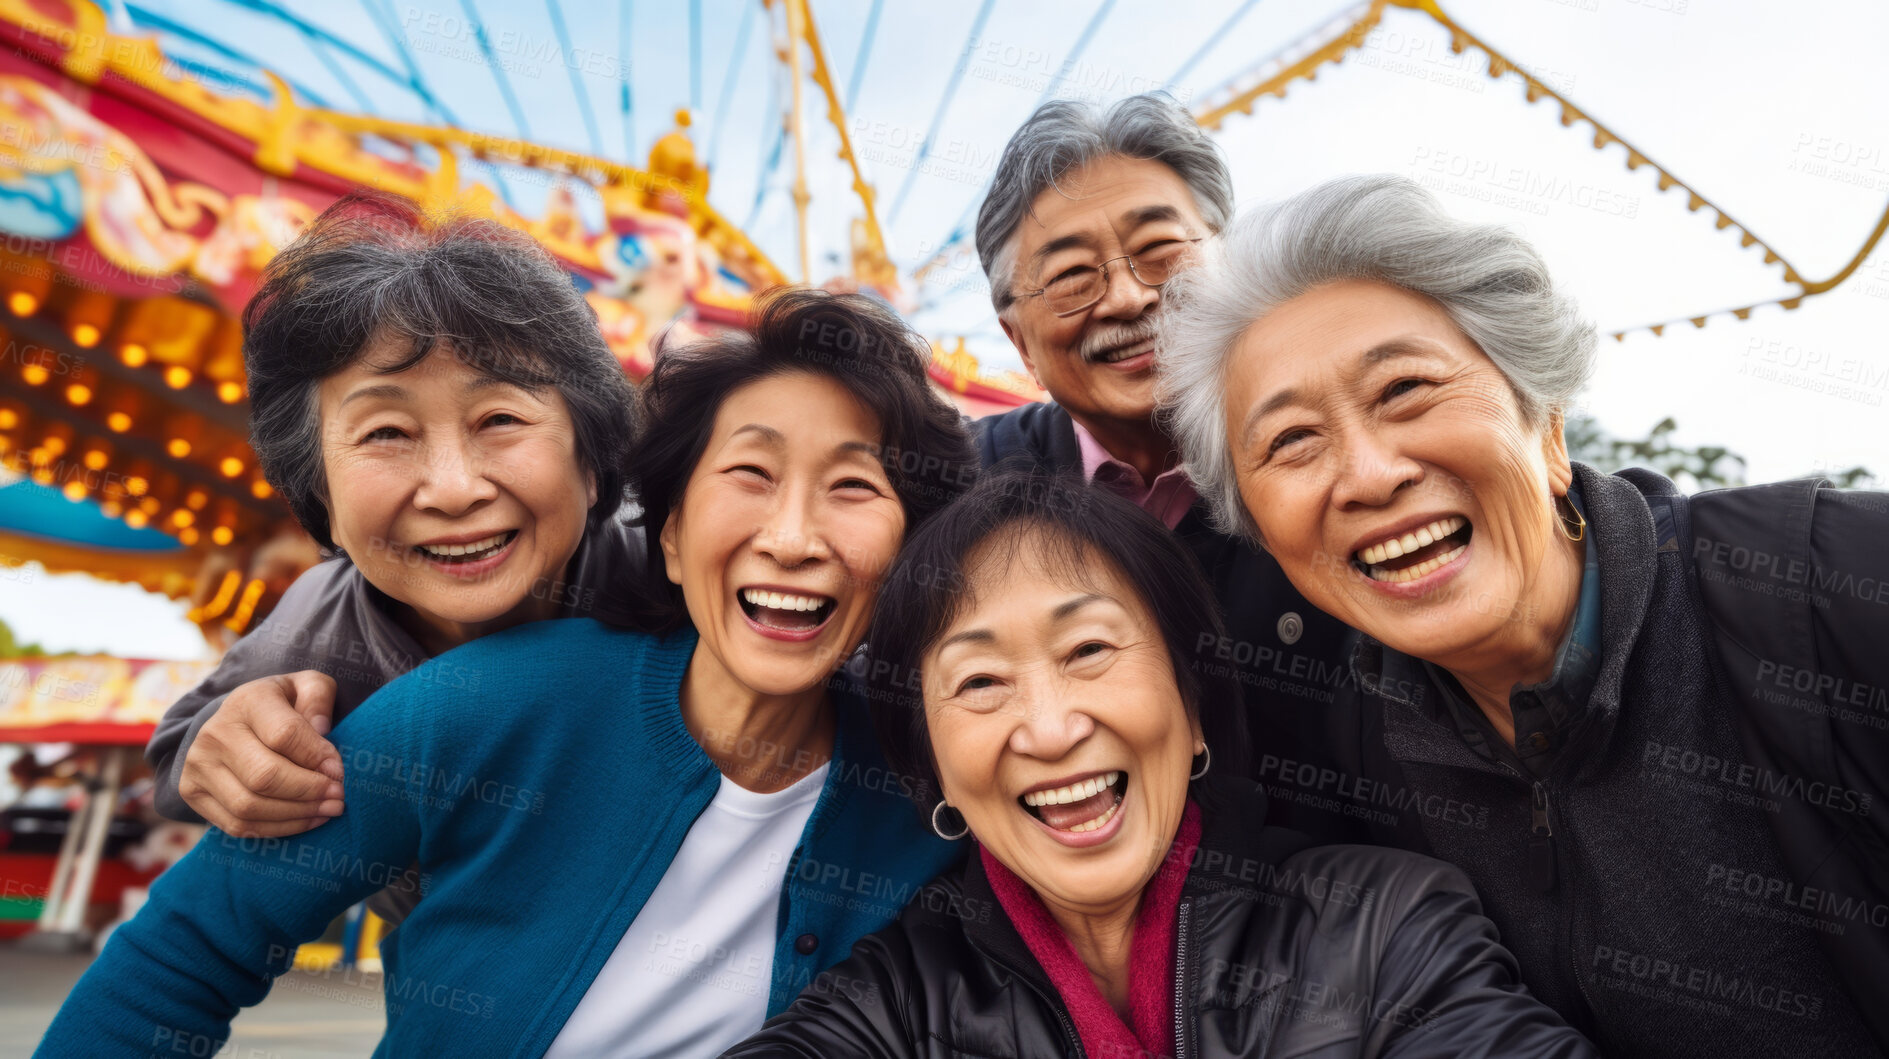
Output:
[1087, 340, 1154, 365]
[411, 530, 520, 574]
[1352, 516, 1473, 584]
[1020, 770, 1127, 836]
[415, 531, 516, 562]
[738, 587, 836, 635]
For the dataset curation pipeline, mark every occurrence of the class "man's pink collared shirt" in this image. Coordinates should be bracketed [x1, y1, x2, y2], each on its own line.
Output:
[1072, 419, 1198, 530]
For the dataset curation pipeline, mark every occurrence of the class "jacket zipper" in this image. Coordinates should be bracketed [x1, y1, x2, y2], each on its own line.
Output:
[1526, 777, 1556, 891]
[1172, 899, 1192, 1059]
[1505, 763, 1604, 1042]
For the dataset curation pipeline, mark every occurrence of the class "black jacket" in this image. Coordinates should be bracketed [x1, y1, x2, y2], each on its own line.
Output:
[972, 403, 1361, 841]
[724, 776, 1595, 1058]
[1326, 465, 1889, 1057]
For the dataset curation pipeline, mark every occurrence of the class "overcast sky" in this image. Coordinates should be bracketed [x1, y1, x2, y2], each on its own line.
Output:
[8, 0, 1887, 658]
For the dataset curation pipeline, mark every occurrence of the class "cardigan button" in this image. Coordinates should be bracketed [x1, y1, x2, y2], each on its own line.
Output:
[794, 933, 819, 955]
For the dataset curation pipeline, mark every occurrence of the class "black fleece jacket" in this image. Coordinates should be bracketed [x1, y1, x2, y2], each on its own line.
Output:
[1328, 464, 1889, 1057]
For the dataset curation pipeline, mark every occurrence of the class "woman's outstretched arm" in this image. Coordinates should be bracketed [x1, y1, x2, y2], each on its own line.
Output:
[35, 690, 429, 1058]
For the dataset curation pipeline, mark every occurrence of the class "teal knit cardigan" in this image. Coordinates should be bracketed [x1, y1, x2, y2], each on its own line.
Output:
[36, 619, 960, 1058]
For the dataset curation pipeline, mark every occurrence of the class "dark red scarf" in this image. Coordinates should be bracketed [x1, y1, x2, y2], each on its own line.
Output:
[981, 801, 1201, 1059]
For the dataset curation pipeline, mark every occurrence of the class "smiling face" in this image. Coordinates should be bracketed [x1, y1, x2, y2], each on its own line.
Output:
[923, 529, 1201, 914]
[1223, 278, 1574, 665]
[318, 338, 596, 650]
[659, 371, 907, 697]
[998, 155, 1209, 431]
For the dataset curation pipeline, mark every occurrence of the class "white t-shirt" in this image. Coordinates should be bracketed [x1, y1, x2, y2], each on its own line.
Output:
[543, 761, 829, 1058]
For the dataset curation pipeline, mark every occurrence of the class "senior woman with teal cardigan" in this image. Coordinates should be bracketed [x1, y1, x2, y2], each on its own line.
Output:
[1155, 175, 1889, 1057]
[37, 289, 977, 1058]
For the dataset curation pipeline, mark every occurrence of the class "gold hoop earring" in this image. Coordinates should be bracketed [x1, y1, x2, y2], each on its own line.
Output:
[1554, 494, 1587, 542]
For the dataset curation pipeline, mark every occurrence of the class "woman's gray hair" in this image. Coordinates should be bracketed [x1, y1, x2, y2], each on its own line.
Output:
[244, 191, 637, 552]
[1156, 174, 1596, 542]
[976, 93, 1233, 315]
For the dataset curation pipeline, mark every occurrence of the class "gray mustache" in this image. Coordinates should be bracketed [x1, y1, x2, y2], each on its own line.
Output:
[1080, 319, 1159, 363]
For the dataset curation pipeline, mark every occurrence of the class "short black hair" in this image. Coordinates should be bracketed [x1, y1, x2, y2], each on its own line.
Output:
[242, 191, 636, 551]
[864, 471, 1249, 814]
[627, 286, 978, 631]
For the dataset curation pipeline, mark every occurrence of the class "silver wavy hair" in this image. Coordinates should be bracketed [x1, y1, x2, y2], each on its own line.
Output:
[976, 93, 1233, 316]
[1155, 174, 1596, 542]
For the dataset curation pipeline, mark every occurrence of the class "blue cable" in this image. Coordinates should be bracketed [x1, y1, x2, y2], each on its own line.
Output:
[915, 0, 1119, 302]
[1165, 0, 1263, 86]
[844, 0, 883, 113]
[297, 24, 376, 112]
[199, 0, 437, 104]
[689, 0, 702, 113]
[120, 3, 333, 107]
[619, 0, 636, 156]
[884, 0, 997, 227]
[547, 0, 606, 154]
[458, 0, 533, 139]
[706, 0, 757, 173]
[747, 58, 786, 230]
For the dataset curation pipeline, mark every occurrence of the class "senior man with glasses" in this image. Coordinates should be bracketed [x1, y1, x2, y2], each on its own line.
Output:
[968, 93, 1356, 837]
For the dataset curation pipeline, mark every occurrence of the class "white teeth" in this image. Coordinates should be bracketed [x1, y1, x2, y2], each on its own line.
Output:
[1367, 542, 1468, 584]
[417, 532, 510, 559]
[1355, 516, 1465, 567]
[1022, 771, 1121, 807]
[741, 588, 830, 612]
[1065, 800, 1121, 833]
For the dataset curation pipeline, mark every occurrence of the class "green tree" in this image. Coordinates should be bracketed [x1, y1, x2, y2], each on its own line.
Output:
[1564, 413, 1874, 492]
[0, 617, 50, 659]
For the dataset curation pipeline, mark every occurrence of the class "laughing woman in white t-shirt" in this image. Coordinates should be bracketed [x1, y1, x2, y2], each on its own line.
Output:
[39, 289, 977, 1059]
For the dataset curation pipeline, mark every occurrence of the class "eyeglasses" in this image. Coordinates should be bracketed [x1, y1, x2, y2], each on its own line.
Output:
[1011, 238, 1204, 317]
